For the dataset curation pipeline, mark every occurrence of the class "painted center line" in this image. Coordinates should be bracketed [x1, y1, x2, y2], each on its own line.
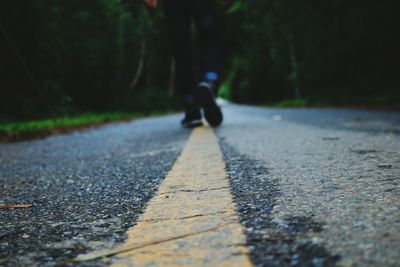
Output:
[75, 127, 252, 266]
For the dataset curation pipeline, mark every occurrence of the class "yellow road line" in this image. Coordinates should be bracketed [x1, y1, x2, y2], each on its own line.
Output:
[75, 127, 252, 266]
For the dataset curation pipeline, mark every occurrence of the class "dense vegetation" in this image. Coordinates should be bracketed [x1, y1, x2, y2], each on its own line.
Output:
[1, 0, 399, 121]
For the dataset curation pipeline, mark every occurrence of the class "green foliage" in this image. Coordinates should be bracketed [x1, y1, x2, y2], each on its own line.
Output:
[1, 0, 172, 120]
[1, 0, 399, 122]
[225, 2, 244, 14]
[220, 0, 400, 104]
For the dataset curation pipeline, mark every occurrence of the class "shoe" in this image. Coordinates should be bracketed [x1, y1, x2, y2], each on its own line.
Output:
[197, 81, 223, 127]
[181, 108, 203, 128]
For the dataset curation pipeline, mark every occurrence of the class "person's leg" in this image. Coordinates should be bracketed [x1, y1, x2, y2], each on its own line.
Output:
[192, 0, 223, 127]
[163, 0, 202, 127]
[193, 0, 220, 83]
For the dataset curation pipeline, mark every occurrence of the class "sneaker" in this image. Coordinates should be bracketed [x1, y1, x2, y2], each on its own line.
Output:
[197, 81, 223, 127]
[181, 108, 203, 128]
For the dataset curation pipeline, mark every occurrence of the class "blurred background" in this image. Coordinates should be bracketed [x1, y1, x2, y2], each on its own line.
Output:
[1, 0, 399, 123]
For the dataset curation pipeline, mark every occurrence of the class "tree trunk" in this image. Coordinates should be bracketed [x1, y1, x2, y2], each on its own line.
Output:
[168, 57, 175, 95]
[130, 38, 146, 89]
[288, 33, 301, 99]
[0, 20, 56, 117]
[115, 6, 125, 106]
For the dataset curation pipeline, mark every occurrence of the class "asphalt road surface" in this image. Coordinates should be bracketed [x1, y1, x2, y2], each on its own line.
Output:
[1, 104, 399, 267]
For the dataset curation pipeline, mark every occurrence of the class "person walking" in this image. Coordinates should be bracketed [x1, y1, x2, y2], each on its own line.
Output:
[144, 0, 223, 128]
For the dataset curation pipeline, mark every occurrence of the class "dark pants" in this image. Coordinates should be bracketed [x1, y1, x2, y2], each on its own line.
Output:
[163, 0, 219, 108]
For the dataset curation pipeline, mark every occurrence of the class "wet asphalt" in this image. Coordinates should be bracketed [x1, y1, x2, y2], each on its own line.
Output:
[1, 104, 400, 267]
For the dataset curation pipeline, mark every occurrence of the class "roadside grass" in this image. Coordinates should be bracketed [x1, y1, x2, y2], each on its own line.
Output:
[272, 98, 308, 108]
[0, 112, 144, 135]
[267, 94, 399, 109]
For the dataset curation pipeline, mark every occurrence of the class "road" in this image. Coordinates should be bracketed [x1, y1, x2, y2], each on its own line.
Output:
[1, 104, 399, 267]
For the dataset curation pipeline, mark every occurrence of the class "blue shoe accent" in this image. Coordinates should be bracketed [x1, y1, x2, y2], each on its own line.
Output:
[204, 72, 219, 82]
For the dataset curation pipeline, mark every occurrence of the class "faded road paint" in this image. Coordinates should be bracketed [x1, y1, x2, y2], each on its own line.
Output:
[76, 127, 252, 266]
